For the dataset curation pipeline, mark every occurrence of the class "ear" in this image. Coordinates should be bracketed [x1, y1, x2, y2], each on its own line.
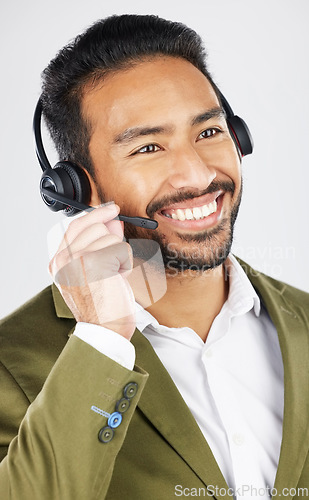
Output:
[81, 168, 103, 207]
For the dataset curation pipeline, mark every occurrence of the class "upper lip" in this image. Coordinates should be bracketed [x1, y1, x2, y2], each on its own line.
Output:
[159, 190, 223, 213]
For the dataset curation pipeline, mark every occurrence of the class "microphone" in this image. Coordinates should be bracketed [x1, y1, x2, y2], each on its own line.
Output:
[41, 187, 158, 230]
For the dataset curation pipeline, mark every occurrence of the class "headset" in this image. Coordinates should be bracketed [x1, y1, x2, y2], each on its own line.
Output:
[33, 90, 253, 228]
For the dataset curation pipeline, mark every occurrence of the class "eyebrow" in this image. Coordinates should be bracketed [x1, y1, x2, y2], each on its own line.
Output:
[113, 107, 225, 145]
[191, 107, 225, 126]
[114, 125, 172, 145]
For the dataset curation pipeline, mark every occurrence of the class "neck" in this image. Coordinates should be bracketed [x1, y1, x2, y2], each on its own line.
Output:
[135, 262, 229, 343]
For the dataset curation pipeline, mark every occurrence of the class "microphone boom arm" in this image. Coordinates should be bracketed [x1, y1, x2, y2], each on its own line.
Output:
[40, 187, 158, 230]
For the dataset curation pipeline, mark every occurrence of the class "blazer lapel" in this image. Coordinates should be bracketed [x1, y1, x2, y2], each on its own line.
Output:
[242, 263, 309, 495]
[131, 329, 230, 497]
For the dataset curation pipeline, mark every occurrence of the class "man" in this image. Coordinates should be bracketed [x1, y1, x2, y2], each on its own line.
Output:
[0, 14, 308, 499]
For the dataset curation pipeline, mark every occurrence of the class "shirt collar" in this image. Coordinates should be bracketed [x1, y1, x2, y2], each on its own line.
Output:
[225, 254, 261, 318]
[135, 301, 160, 333]
[135, 254, 261, 333]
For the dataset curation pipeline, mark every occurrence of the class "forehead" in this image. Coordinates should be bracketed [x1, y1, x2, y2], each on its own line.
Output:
[82, 57, 220, 136]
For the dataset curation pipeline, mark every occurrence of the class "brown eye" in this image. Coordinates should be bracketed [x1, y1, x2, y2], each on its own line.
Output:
[136, 144, 161, 154]
[197, 128, 221, 140]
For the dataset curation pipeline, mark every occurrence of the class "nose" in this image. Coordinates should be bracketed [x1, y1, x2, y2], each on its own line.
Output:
[167, 145, 216, 191]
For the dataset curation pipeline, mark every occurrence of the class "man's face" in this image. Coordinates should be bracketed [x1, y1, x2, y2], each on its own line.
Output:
[82, 57, 242, 273]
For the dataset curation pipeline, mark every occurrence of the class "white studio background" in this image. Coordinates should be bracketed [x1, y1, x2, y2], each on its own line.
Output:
[0, 0, 308, 318]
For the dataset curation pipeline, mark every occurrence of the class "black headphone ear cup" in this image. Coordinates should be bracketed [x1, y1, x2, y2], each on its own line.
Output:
[40, 161, 91, 216]
[40, 166, 74, 212]
[227, 116, 254, 157]
[56, 161, 91, 215]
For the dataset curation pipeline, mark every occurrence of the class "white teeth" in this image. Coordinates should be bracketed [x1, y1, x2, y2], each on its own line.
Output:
[164, 199, 218, 221]
[210, 201, 217, 212]
[185, 208, 194, 220]
[202, 205, 210, 217]
[176, 209, 186, 221]
[192, 207, 203, 219]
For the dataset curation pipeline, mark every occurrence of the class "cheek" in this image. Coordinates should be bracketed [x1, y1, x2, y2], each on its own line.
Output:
[119, 168, 157, 213]
[95, 163, 153, 214]
[91, 148, 155, 213]
[208, 139, 241, 183]
[90, 145, 126, 200]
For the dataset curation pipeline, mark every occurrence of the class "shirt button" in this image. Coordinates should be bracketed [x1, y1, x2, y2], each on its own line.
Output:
[115, 397, 131, 413]
[123, 382, 138, 399]
[98, 426, 114, 443]
[108, 412, 122, 429]
[232, 433, 245, 446]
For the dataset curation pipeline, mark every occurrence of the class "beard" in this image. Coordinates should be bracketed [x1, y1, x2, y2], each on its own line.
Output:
[120, 179, 242, 275]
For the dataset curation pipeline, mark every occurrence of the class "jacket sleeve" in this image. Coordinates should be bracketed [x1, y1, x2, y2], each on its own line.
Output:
[0, 335, 148, 499]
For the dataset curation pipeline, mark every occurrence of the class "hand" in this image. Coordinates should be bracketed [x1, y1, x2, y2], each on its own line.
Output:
[49, 203, 136, 340]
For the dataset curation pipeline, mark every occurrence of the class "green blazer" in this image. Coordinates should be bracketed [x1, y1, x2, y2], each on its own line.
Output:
[0, 260, 309, 499]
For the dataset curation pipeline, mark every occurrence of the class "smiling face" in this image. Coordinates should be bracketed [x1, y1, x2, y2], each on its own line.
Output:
[82, 56, 242, 274]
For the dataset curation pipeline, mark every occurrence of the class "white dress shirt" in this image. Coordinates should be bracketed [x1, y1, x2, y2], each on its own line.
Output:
[74, 255, 284, 498]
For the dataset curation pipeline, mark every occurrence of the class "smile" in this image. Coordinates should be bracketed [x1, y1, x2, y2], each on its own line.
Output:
[157, 191, 224, 230]
[162, 200, 217, 221]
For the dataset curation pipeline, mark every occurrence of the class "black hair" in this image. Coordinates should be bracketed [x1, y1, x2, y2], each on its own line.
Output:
[41, 14, 217, 178]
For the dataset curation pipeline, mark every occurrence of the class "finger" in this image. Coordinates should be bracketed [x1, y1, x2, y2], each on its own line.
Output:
[75, 233, 125, 257]
[50, 233, 127, 276]
[105, 218, 124, 239]
[57, 203, 121, 252]
[62, 222, 111, 256]
[84, 242, 133, 279]
[53, 242, 133, 286]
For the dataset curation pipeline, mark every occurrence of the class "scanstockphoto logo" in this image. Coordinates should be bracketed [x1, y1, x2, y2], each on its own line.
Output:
[174, 484, 309, 497]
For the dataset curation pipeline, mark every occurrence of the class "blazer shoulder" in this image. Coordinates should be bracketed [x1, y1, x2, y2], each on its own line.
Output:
[258, 273, 309, 311]
[236, 257, 309, 312]
[259, 272, 309, 301]
[0, 285, 75, 341]
[1, 285, 55, 322]
[0, 286, 75, 401]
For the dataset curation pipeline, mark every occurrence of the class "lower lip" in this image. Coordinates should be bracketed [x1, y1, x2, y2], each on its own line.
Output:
[157, 194, 224, 230]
